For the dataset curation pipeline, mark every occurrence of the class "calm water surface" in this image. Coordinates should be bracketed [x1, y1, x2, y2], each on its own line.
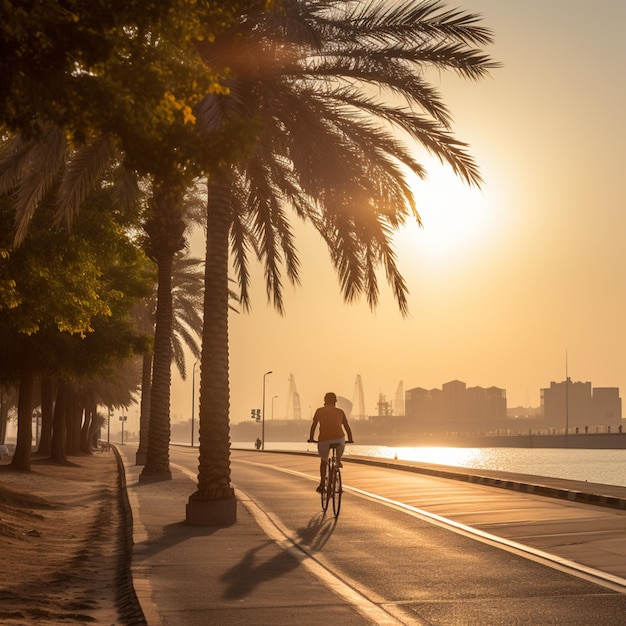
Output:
[234, 441, 626, 488]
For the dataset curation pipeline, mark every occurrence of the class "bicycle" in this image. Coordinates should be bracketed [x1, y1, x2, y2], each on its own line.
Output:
[310, 441, 349, 517]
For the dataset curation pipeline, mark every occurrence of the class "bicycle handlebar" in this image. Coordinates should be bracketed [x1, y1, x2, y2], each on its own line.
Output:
[307, 439, 354, 443]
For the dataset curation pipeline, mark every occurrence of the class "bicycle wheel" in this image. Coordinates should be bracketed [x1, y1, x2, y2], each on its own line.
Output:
[321, 462, 331, 512]
[320, 478, 329, 512]
[332, 467, 342, 517]
[323, 460, 334, 513]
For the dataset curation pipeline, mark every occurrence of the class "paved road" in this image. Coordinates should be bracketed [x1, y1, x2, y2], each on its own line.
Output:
[168, 447, 626, 625]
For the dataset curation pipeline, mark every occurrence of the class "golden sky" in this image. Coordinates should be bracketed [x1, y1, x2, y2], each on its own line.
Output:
[169, 0, 626, 428]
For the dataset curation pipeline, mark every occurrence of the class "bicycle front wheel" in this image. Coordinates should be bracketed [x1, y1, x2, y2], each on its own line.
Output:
[332, 468, 342, 517]
[321, 476, 329, 512]
[325, 459, 337, 514]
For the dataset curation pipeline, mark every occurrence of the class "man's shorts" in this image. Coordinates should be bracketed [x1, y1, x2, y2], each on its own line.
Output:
[317, 437, 345, 461]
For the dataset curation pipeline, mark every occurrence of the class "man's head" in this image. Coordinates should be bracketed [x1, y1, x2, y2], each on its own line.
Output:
[324, 392, 337, 405]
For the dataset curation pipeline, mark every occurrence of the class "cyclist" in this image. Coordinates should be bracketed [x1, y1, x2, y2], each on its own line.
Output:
[308, 392, 354, 492]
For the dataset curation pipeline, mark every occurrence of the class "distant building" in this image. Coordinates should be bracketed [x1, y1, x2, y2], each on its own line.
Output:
[592, 387, 622, 427]
[376, 393, 393, 417]
[284, 373, 302, 420]
[405, 380, 507, 433]
[541, 379, 622, 431]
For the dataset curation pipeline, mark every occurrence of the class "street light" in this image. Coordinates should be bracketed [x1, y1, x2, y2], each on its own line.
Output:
[119, 414, 127, 444]
[565, 350, 569, 436]
[262, 370, 272, 450]
[272, 395, 278, 420]
[191, 359, 199, 447]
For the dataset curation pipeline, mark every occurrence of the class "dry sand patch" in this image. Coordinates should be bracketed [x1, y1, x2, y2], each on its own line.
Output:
[0, 451, 144, 625]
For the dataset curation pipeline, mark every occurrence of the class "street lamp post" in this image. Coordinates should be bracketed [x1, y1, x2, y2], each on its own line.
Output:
[33, 409, 41, 446]
[119, 415, 127, 444]
[262, 370, 272, 450]
[272, 395, 278, 420]
[191, 360, 199, 447]
[565, 350, 569, 436]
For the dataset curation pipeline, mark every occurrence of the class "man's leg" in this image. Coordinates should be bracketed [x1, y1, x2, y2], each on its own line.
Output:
[317, 442, 330, 490]
[315, 459, 327, 492]
[336, 443, 346, 467]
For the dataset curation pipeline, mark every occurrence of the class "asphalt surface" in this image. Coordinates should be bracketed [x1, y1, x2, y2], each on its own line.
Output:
[118, 446, 626, 625]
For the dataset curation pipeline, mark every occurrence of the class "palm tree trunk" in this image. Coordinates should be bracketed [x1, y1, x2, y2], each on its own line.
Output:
[80, 402, 94, 453]
[50, 380, 68, 462]
[187, 180, 236, 525]
[140, 251, 174, 479]
[0, 387, 7, 445]
[11, 364, 35, 470]
[37, 376, 54, 455]
[135, 351, 152, 465]
[88, 405, 101, 449]
[66, 390, 82, 455]
[140, 176, 186, 481]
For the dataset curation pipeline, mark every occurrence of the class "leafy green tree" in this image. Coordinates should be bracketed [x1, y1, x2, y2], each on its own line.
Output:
[0, 187, 153, 469]
[186, 0, 498, 523]
[0, 133, 193, 474]
[0, 131, 213, 476]
[0, 1, 238, 156]
[1, 0, 249, 479]
[0, 0, 250, 480]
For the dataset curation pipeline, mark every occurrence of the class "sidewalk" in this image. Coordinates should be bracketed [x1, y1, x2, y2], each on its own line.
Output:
[119, 447, 626, 625]
[119, 448, 368, 625]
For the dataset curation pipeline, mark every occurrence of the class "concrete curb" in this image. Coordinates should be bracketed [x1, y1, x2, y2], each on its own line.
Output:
[111, 445, 149, 626]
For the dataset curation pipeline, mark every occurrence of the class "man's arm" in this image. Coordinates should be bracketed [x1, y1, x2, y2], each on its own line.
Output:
[343, 415, 354, 442]
[308, 414, 319, 441]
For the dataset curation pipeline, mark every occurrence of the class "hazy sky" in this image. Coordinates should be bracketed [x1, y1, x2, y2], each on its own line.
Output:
[166, 0, 626, 430]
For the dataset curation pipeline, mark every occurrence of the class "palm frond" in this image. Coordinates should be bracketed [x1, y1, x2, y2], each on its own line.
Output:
[57, 135, 119, 229]
[13, 125, 67, 245]
[0, 134, 36, 194]
[112, 165, 142, 213]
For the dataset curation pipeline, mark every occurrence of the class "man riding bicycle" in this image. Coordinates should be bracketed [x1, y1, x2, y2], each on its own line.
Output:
[308, 392, 354, 492]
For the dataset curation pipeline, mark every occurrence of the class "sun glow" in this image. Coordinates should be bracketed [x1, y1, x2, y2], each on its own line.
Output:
[393, 446, 484, 467]
[396, 160, 497, 267]
[354, 445, 485, 468]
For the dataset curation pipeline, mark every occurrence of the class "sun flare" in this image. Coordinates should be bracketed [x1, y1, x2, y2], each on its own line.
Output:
[396, 160, 497, 267]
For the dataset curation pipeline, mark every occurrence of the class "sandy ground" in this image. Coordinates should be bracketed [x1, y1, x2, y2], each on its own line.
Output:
[0, 450, 145, 625]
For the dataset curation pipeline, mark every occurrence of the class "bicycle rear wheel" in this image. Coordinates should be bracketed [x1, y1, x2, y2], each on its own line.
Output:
[332, 467, 342, 517]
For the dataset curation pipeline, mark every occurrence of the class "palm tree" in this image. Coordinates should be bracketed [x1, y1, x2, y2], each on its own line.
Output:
[187, 0, 498, 523]
[135, 251, 205, 465]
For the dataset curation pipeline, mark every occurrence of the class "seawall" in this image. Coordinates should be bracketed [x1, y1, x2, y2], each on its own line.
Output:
[231, 419, 626, 449]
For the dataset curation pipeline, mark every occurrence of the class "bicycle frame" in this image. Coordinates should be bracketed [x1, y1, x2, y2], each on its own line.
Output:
[321, 444, 342, 517]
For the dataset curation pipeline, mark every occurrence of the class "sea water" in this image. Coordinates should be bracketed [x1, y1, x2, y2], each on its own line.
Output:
[232, 441, 626, 488]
